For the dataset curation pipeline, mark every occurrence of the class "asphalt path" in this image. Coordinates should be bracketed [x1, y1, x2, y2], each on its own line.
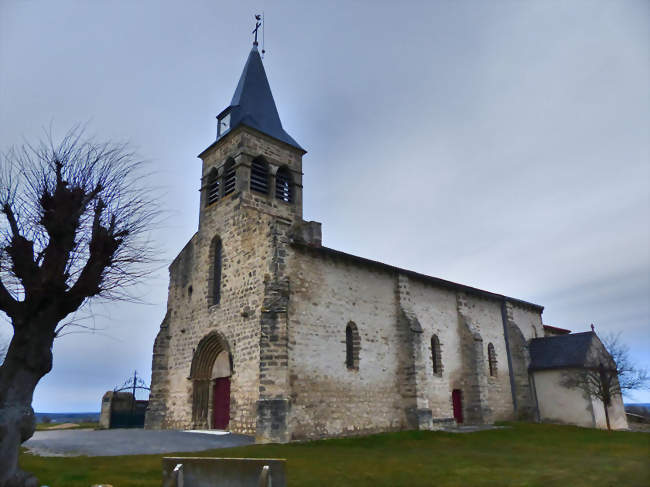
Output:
[23, 429, 255, 457]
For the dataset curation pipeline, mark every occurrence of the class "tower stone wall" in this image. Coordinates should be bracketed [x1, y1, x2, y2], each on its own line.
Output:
[145, 126, 304, 438]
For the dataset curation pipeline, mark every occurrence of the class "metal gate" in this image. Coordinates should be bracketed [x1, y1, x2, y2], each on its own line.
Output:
[110, 371, 150, 429]
[110, 399, 148, 428]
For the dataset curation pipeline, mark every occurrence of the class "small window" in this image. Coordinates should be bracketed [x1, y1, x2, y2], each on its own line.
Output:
[206, 169, 220, 206]
[223, 159, 236, 196]
[275, 166, 293, 203]
[431, 335, 443, 376]
[217, 110, 231, 137]
[209, 237, 222, 305]
[345, 322, 360, 370]
[488, 343, 497, 377]
[250, 158, 269, 194]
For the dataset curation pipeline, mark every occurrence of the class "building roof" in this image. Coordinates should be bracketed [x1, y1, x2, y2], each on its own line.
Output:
[543, 324, 572, 335]
[529, 332, 596, 370]
[216, 44, 303, 151]
[293, 242, 544, 312]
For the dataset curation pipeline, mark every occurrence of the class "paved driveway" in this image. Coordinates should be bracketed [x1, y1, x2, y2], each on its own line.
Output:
[24, 429, 255, 457]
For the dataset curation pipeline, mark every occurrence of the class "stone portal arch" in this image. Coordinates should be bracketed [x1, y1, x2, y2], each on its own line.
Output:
[190, 332, 232, 429]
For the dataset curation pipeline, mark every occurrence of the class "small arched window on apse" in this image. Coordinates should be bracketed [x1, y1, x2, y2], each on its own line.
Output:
[487, 343, 497, 377]
[345, 321, 360, 370]
[206, 168, 220, 206]
[275, 166, 293, 203]
[431, 335, 443, 376]
[250, 157, 269, 194]
[209, 237, 222, 306]
[222, 159, 236, 196]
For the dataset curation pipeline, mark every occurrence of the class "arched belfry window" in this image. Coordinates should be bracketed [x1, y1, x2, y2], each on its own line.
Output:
[487, 343, 497, 377]
[275, 166, 293, 203]
[209, 237, 222, 306]
[206, 168, 220, 206]
[431, 335, 443, 376]
[250, 158, 269, 194]
[223, 159, 236, 196]
[345, 321, 360, 370]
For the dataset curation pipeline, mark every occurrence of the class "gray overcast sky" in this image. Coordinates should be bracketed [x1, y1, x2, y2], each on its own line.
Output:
[1, 0, 648, 411]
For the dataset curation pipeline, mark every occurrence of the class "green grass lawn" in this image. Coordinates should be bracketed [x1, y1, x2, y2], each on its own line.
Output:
[20, 423, 649, 487]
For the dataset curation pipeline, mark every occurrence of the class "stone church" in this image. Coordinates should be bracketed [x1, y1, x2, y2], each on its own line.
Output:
[145, 41, 627, 441]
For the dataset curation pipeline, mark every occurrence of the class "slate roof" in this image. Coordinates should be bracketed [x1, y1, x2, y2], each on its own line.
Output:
[216, 44, 303, 151]
[529, 332, 596, 370]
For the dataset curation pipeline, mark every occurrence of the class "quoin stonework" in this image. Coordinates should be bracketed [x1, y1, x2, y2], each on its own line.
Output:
[145, 40, 627, 441]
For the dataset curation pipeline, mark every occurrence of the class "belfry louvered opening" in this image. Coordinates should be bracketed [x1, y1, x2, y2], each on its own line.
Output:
[206, 169, 220, 206]
[250, 158, 269, 194]
[223, 159, 236, 196]
[275, 166, 293, 203]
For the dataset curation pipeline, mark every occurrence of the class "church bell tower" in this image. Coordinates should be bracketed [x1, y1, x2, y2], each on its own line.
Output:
[187, 34, 309, 441]
[197, 39, 306, 227]
[147, 23, 316, 441]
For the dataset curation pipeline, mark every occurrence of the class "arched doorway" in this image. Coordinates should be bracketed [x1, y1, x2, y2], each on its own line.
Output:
[190, 332, 232, 429]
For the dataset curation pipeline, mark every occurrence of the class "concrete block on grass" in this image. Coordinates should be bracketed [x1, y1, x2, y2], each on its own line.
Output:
[162, 457, 286, 487]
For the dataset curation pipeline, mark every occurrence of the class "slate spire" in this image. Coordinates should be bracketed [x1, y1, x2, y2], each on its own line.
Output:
[217, 45, 303, 151]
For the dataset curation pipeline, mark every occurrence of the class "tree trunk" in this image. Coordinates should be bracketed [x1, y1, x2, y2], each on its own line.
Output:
[0, 323, 55, 487]
[598, 363, 612, 431]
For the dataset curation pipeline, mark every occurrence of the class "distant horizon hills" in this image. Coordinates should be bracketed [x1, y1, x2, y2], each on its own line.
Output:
[35, 412, 100, 423]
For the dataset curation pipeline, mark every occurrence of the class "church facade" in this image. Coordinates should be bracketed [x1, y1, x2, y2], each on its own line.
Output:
[144, 42, 625, 442]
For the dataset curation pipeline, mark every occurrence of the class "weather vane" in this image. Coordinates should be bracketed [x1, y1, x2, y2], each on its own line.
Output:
[252, 14, 262, 46]
[252, 13, 266, 56]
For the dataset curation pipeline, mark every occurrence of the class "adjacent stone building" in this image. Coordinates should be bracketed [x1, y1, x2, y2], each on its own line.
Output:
[145, 41, 626, 441]
[529, 330, 628, 430]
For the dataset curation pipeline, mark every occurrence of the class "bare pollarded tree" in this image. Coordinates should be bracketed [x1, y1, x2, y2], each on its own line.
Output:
[0, 129, 158, 487]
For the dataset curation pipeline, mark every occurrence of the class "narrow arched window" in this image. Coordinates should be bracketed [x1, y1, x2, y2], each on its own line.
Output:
[346, 326, 354, 368]
[223, 159, 236, 196]
[275, 166, 293, 203]
[345, 322, 360, 370]
[250, 158, 269, 194]
[209, 237, 222, 305]
[488, 343, 497, 377]
[431, 335, 442, 376]
[206, 168, 220, 206]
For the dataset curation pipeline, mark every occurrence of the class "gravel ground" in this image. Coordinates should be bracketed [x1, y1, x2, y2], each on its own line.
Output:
[24, 429, 255, 457]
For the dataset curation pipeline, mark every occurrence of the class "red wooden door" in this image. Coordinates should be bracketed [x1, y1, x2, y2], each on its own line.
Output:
[452, 389, 463, 424]
[212, 377, 231, 430]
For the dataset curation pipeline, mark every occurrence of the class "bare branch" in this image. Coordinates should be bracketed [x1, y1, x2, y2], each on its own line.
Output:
[1, 203, 20, 238]
[0, 277, 18, 318]
[0, 127, 161, 324]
